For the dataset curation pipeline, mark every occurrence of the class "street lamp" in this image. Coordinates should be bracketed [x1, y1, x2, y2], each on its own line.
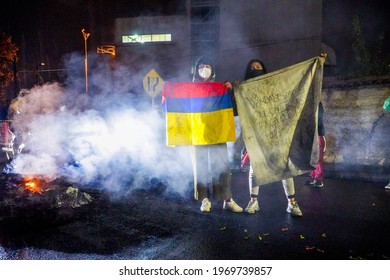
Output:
[36, 62, 45, 85]
[81, 28, 90, 93]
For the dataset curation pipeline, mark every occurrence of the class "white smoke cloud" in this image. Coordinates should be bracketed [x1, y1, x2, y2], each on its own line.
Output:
[7, 54, 194, 196]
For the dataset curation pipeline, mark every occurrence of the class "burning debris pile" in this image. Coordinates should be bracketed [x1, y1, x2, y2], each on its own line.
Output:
[0, 173, 94, 223]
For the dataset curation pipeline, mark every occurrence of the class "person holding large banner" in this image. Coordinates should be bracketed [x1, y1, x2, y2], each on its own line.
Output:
[237, 58, 303, 216]
[162, 56, 243, 213]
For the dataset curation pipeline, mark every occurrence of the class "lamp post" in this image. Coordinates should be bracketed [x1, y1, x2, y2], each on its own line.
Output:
[81, 28, 90, 93]
[36, 62, 45, 85]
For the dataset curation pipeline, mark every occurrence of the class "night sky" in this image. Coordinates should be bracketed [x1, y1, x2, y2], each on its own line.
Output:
[0, 0, 185, 70]
[322, 0, 389, 70]
[0, 0, 388, 72]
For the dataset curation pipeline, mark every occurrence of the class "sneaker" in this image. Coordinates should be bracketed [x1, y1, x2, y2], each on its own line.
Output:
[286, 201, 303, 217]
[305, 179, 316, 185]
[244, 199, 260, 214]
[223, 198, 243, 213]
[314, 179, 323, 188]
[385, 182, 390, 190]
[200, 198, 211, 212]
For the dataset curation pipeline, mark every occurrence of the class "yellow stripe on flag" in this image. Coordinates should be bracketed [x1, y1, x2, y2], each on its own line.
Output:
[166, 108, 236, 146]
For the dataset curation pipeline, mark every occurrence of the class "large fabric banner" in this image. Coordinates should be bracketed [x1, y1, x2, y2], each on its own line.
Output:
[235, 57, 325, 185]
[162, 82, 236, 146]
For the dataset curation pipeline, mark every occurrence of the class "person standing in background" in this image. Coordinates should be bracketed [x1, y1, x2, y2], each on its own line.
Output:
[305, 101, 326, 188]
[383, 96, 390, 190]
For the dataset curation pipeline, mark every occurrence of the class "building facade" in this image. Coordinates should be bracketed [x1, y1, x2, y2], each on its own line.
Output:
[114, 0, 323, 89]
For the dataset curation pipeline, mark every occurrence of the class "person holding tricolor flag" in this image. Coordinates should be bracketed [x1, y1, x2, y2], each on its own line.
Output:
[162, 56, 243, 213]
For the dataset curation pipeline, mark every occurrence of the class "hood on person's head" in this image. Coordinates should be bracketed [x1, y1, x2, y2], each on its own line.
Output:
[244, 59, 267, 80]
[192, 56, 216, 82]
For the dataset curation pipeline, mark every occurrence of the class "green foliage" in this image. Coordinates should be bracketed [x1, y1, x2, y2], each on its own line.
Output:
[0, 31, 18, 106]
[341, 15, 390, 78]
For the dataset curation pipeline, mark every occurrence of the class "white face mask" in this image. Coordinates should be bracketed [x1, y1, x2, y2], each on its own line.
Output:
[198, 67, 212, 80]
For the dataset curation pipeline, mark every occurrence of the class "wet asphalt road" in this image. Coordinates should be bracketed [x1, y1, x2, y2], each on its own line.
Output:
[1, 170, 390, 260]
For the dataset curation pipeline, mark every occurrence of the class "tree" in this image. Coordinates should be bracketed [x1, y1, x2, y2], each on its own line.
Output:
[0, 31, 18, 92]
[349, 16, 389, 78]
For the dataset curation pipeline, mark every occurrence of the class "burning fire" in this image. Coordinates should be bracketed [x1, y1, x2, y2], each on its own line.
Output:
[23, 179, 42, 193]
[24, 181, 41, 192]
[4, 174, 94, 209]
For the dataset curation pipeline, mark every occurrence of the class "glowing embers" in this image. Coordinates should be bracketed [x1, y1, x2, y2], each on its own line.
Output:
[0, 174, 94, 211]
[22, 179, 41, 193]
[18, 176, 54, 194]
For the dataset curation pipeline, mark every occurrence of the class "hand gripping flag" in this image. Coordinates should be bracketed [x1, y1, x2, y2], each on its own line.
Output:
[234, 57, 325, 185]
[162, 82, 236, 146]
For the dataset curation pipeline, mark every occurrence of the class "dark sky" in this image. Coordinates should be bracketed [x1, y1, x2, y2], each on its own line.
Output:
[323, 0, 389, 68]
[0, 0, 185, 70]
[1, 0, 388, 71]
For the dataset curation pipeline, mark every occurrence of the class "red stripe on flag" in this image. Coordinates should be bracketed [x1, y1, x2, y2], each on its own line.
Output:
[162, 82, 228, 99]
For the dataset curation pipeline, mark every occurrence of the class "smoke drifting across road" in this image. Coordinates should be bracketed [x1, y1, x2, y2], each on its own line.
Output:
[8, 52, 193, 196]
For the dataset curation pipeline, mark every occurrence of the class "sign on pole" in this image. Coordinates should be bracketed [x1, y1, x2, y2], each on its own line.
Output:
[143, 69, 163, 98]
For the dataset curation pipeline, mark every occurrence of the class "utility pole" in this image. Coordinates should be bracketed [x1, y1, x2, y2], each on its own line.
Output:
[81, 28, 90, 94]
[13, 55, 18, 99]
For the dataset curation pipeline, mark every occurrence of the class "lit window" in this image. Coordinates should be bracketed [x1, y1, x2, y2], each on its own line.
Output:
[142, 35, 152, 42]
[122, 34, 172, 43]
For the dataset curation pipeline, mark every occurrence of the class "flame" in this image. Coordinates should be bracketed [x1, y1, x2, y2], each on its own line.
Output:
[22, 179, 42, 193]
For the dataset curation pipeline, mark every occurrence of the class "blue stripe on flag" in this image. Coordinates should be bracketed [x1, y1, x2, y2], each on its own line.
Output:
[165, 93, 232, 113]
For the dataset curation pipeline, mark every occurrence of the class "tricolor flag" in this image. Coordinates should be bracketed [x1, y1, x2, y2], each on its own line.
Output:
[162, 82, 236, 146]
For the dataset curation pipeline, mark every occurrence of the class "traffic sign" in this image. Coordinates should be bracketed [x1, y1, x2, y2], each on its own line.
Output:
[143, 69, 163, 98]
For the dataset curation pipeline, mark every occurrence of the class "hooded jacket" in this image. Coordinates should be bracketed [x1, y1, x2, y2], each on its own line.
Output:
[244, 59, 268, 80]
[192, 56, 216, 82]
